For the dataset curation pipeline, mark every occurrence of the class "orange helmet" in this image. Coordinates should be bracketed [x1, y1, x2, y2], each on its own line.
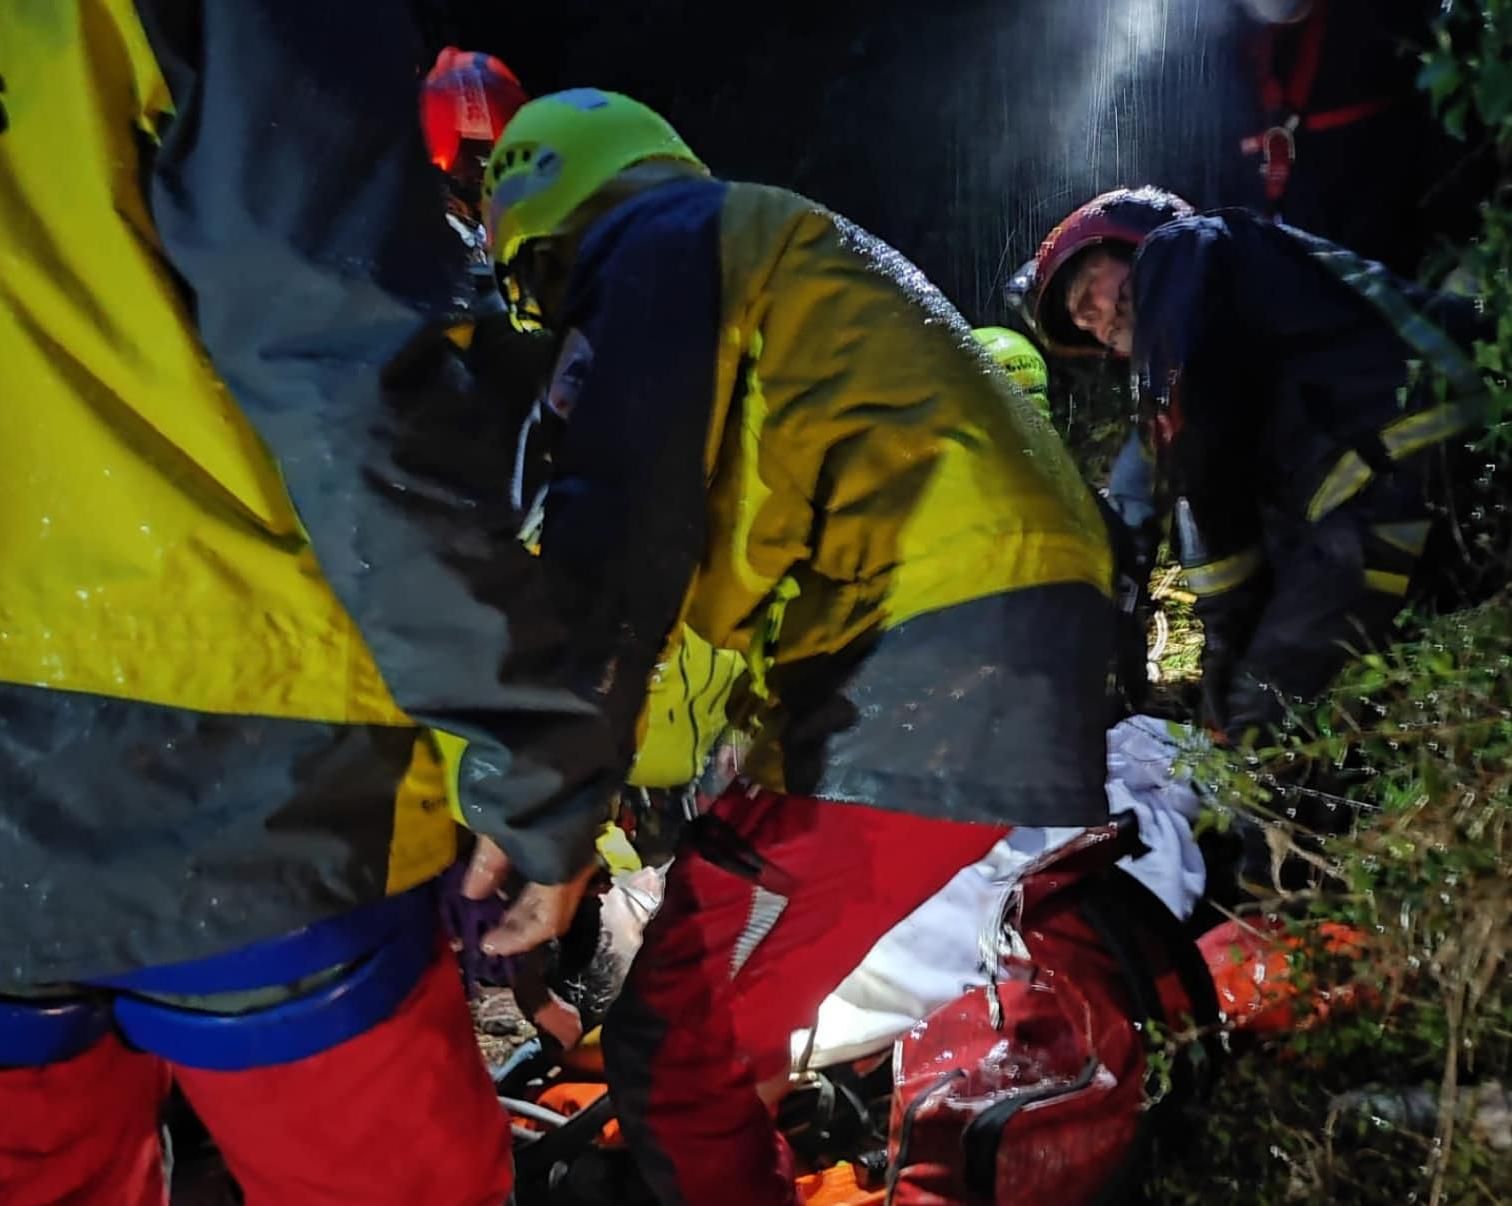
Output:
[1030, 187, 1194, 356]
[420, 47, 528, 174]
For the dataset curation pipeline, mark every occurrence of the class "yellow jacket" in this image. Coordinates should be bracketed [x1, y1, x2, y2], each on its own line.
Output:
[1, 1, 620, 983]
[536, 179, 1116, 827]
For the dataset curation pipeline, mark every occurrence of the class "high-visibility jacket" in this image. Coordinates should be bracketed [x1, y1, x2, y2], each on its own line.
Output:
[0, 1, 621, 985]
[532, 177, 1116, 827]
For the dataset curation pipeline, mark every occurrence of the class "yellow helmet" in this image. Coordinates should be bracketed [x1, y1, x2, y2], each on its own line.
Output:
[973, 326, 1051, 418]
[483, 88, 706, 265]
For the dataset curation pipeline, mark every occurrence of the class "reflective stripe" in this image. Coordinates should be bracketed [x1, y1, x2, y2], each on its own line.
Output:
[1381, 402, 1474, 462]
[1306, 449, 1374, 521]
[1182, 547, 1264, 597]
[1364, 569, 1411, 596]
[1371, 520, 1432, 556]
[1307, 402, 1477, 523]
[729, 885, 787, 979]
[1305, 242, 1484, 399]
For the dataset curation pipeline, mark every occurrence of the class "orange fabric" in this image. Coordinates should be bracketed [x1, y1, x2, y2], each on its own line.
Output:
[533, 1082, 624, 1145]
[1200, 919, 1367, 1034]
[796, 1162, 886, 1205]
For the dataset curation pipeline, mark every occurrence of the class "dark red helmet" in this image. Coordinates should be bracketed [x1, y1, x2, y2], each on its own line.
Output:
[1030, 187, 1194, 356]
[421, 48, 528, 174]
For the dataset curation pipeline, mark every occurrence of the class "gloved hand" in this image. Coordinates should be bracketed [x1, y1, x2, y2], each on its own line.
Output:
[438, 856, 516, 997]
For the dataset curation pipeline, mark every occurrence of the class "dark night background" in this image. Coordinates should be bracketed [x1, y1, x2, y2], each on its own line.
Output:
[424, 0, 1253, 323]
[418, 0, 1477, 327]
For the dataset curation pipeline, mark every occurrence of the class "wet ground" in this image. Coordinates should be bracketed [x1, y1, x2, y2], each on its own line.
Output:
[472, 986, 535, 1066]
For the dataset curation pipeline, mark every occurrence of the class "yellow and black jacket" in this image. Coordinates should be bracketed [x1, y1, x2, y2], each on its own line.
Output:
[0, 1, 624, 985]
[533, 179, 1116, 828]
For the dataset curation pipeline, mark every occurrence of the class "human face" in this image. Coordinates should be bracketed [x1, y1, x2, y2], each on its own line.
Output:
[509, 238, 573, 331]
[1065, 249, 1134, 357]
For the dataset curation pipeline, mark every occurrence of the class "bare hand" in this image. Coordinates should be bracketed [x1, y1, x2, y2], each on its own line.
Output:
[461, 837, 596, 957]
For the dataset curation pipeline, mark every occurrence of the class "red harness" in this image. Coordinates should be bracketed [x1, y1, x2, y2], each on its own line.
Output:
[1239, 0, 1393, 206]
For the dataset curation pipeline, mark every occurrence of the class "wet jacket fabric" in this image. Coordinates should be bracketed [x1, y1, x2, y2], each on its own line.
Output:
[0, 1, 624, 985]
[1133, 209, 1492, 735]
[535, 178, 1116, 829]
[628, 627, 746, 790]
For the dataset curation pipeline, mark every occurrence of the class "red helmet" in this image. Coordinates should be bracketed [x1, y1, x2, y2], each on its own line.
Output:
[1030, 187, 1194, 357]
[421, 48, 528, 174]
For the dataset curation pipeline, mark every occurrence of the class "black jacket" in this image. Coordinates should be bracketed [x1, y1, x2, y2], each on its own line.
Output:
[1133, 210, 1492, 736]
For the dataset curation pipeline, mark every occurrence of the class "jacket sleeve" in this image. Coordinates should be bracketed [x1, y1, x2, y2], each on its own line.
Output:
[1135, 219, 1273, 732]
[533, 186, 725, 798]
[627, 625, 746, 790]
[134, 0, 620, 883]
[1221, 478, 1428, 737]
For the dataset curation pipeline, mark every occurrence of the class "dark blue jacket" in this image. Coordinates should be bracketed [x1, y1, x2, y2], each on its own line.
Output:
[1133, 210, 1490, 734]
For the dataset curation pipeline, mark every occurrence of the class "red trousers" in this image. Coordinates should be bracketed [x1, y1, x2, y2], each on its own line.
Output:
[603, 790, 1005, 1206]
[0, 948, 512, 1206]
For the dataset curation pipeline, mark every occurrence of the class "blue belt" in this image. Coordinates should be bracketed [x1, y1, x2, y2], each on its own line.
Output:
[107, 888, 437, 1071]
[90, 888, 432, 996]
[0, 996, 112, 1068]
[2, 890, 438, 1071]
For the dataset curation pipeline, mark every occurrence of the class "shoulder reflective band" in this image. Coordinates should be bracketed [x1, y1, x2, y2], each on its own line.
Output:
[1182, 546, 1264, 597]
[1306, 402, 1477, 522]
[1304, 242, 1485, 400]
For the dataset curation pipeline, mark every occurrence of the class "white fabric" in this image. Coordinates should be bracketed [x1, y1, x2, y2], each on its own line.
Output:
[793, 716, 1206, 1069]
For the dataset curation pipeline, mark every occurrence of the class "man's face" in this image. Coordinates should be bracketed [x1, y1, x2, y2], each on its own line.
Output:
[1065, 249, 1134, 357]
[509, 238, 573, 331]
[446, 142, 492, 218]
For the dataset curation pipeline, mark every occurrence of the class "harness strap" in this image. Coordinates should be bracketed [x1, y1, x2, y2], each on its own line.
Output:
[1239, 2, 1393, 206]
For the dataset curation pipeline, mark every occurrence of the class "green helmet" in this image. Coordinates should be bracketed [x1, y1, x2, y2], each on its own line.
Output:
[973, 326, 1051, 418]
[483, 88, 706, 265]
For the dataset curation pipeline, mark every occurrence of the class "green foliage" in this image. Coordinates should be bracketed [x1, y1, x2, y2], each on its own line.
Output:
[1418, 1, 1512, 436]
[1154, 601, 1512, 1203]
[1149, 6, 1512, 1201]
